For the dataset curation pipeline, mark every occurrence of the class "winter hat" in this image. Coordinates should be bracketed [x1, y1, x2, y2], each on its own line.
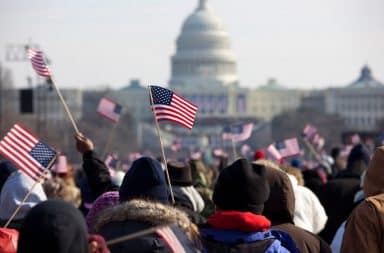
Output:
[0, 228, 19, 253]
[119, 157, 169, 203]
[213, 158, 270, 214]
[17, 200, 89, 253]
[253, 149, 265, 161]
[0, 171, 47, 221]
[0, 161, 17, 193]
[167, 160, 193, 186]
[86, 191, 119, 232]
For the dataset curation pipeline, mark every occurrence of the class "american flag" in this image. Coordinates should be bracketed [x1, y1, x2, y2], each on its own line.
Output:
[0, 124, 56, 181]
[222, 123, 253, 142]
[266, 144, 283, 161]
[155, 226, 186, 253]
[28, 48, 51, 78]
[302, 124, 318, 140]
[150, 86, 198, 130]
[275, 138, 300, 158]
[97, 97, 122, 123]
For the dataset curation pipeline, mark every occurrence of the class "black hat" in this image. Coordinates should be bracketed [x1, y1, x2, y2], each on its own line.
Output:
[167, 160, 193, 186]
[213, 158, 270, 214]
[17, 200, 89, 253]
[119, 157, 169, 204]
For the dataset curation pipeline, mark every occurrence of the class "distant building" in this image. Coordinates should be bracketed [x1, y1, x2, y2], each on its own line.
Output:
[325, 66, 384, 131]
[169, 0, 238, 89]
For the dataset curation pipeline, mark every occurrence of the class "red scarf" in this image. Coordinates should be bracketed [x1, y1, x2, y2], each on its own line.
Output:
[207, 211, 271, 232]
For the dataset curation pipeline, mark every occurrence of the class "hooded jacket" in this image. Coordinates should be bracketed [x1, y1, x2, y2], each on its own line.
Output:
[261, 165, 331, 253]
[341, 146, 384, 253]
[288, 175, 328, 234]
[17, 200, 89, 253]
[0, 171, 47, 230]
[94, 199, 199, 253]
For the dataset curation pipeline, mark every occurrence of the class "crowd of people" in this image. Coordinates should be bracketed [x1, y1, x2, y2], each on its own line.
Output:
[0, 132, 383, 253]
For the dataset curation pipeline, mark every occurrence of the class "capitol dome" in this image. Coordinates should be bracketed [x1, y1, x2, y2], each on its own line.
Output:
[169, 0, 238, 89]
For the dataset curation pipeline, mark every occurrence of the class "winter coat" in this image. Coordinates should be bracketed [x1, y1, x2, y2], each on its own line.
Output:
[173, 186, 206, 225]
[288, 175, 328, 234]
[17, 200, 89, 253]
[94, 199, 199, 253]
[341, 146, 384, 253]
[82, 151, 117, 201]
[261, 166, 331, 253]
[0, 171, 47, 230]
[200, 210, 299, 253]
[317, 178, 360, 243]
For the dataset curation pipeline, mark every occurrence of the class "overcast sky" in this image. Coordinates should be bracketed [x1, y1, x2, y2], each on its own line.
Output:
[0, 0, 383, 90]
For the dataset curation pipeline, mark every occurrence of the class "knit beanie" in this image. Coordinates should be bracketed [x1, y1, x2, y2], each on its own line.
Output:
[119, 157, 169, 203]
[0, 171, 46, 220]
[86, 191, 119, 232]
[213, 158, 270, 214]
[17, 200, 89, 253]
[253, 149, 265, 161]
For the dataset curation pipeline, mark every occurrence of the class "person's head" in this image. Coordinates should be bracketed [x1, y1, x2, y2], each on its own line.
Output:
[331, 147, 347, 171]
[213, 158, 270, 214]
[0, 171, 46, 222]
[167, 160, 193, 186]
[253, 149, 265, 161]
[280, 165, 304, 186]
[257, 162, 295, 225]
[363, 146, 384, 197]
[86, 191, 119, 232]
[17, 200, 89, 253]
[119, 157, 169, 204]
[43, 176, 81, 207]
[346, 144, 370, 175]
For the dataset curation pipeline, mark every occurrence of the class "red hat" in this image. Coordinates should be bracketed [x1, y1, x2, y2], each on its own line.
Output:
[253, 149, 265, 161]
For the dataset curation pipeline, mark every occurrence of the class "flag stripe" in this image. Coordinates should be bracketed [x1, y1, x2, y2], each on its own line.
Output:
[156, 227, 186, 253]
[153, 107, 195, 124]
[154, 105, 195, 123]
[28, 48, 51, 77]
[0, 124, 56, 181]
[0, 146, 39, 181]
[150, 86, 198, 130]
[2, 136, 44, 174]
[157, 116, 193, 130]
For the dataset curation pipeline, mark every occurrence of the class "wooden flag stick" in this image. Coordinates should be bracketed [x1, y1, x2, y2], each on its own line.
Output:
[3, 170, 48, 228]
[106, 224, 172, 246]
[49, 77, 80, 134]
[147, 86, 175, 204]
[102, 123, 119, 160]
[302, 138, 332, 174]
[231, 137, 238, 160]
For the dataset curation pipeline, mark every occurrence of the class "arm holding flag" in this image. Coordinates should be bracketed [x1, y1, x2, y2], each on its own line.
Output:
[75, 133, 116, 200]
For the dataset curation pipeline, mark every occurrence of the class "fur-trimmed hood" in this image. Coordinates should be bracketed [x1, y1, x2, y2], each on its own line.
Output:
[94, 199, 195, 239]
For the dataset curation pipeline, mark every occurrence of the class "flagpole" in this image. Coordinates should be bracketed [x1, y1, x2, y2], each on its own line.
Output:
[3, 170, 48, 228]
[302, 138, 332, 174]
[102, 121, 119, 160]
[231, 137, 238, 160]
[106, 224, 172, 246]
[147, 86, 175, 204]
[49, 77, 80, 134]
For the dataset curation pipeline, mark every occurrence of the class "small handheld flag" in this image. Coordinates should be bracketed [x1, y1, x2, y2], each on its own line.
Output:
[156, 226, 186, 253]
[302, 124, 318, 140]
[0, 123, 56, 181]
[222, 123, 254, 142]
[149, 86, 198, 130]
[97, 97, 122, 123]
[28, 48, 51, 78]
